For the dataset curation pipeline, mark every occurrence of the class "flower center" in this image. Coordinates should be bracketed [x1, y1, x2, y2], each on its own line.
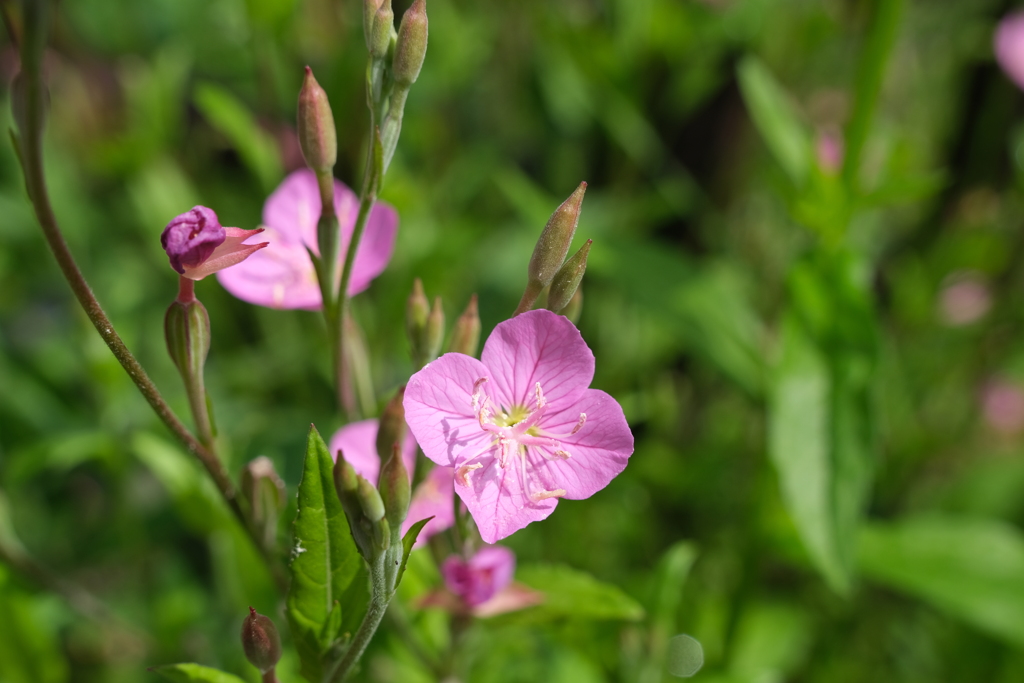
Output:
[456, 378, 587, 504]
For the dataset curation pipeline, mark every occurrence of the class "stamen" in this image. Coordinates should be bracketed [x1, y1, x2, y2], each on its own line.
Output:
[530, 488, 566, 502]
[535, 382, 546, 410]
[553, 450, 572, 460]
[455, 463, 483, 487]
[571, 413, 586, 435]
[471, 377, 489, 412]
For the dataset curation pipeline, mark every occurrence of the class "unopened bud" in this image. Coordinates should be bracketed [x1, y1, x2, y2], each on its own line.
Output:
[448, 294, 481, 356]
[547, 239, 591, 314]
[297, 66, 337, 174]
[393, 0, 428, 87]
[358, 475, 390, 551]
[425, 296, 445, 362]
[370, 0, 394, 59]
[379, 444, 411, 533]
[407, 278, 430, 366]
[240, 457, 286, 547]
[563, 286, 583, 324]
[164, 299, 211, 380]
[376, 387, 407, 461]
[528, 182, 586, 289]
[334, 454, 374, 559]
[363, 0, 384, 48]
[241, 607, 282, 674]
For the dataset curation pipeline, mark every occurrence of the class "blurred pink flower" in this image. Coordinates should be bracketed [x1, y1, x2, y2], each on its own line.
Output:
[160, 206, 267, 280]
[815, 127, 844, 174]
[996, 12, 1024, 90]
[419, 546, 542, 616]
[981, 379, 1024, 435]
[329, 419, 453, 545]
[217, 169, 398, 309]
[938, 271, 991, 327]
[404, 309, 633, 543]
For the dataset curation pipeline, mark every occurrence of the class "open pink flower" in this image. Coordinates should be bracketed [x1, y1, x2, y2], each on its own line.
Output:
[216, 169, 399, 309]
[404, 309, 633, 543]
[161, 206, 267, 280]
[329, 419, 454, 545]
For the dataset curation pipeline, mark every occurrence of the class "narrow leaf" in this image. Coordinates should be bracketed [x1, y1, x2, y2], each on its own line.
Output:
[397, 516, 434, 586]
[859, 515, 1024, 646]
[150, 664, 246, 683]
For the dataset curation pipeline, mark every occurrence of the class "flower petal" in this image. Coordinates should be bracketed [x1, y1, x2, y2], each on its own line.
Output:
[481, 309, 594, 410]
[455, 455, 558, 543]
[532, 389, 633, 500]
[328, 419, 417, 486]
[215, 223, 322, 309]
[405, 352, 496, 467]
[403, 465, 455, 548]
[183, 228, 268, 281]
[346, 202, 398, 296]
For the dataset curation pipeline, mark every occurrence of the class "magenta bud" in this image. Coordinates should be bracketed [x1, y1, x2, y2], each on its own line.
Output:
[370, 0, 394, 59]
[241, 607, 282, 674]
[297, 66, 337, 174]
[393, 0, 428, 87]
[448, 294, 481, 356]
[161, 207, 226, 276]
[547, 239, 591, 314]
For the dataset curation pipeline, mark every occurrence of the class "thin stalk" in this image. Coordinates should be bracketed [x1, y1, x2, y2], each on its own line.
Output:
[327, 554, 391, 682]
[335, 186, 376, 415]
[14, 0, 287, 594]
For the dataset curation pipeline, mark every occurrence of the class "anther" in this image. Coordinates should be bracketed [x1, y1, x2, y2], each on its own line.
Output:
[571, 412, 586, 435]
[456, 463, 483, 486]
[530, 488, 566, 502]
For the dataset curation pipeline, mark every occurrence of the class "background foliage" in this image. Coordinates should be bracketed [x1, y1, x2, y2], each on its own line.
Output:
[3, 0, 1024, 681]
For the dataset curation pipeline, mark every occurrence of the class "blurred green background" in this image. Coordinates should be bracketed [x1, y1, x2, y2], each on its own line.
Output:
[4, 0, 1024, 681]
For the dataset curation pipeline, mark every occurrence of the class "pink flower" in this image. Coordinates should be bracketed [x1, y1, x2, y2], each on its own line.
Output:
[996, 12, 1024, 90]
[160, 206, 268, 280]
[329, 419, 454, 545]
[404, 309, 634, 543]
[216, 169, 399, 309]
[981, 379, 1024, 435]
[442, 545, 515, 606]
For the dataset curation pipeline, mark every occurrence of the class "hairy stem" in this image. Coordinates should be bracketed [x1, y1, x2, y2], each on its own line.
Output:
[328, 553, 392, 682]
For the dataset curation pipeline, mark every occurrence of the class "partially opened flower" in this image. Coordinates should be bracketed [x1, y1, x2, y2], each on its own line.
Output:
[216, 169, 398, 309]
[404, 309, 633, 543]
[329, 419, 454, 544]
[161, 206, 267, 280]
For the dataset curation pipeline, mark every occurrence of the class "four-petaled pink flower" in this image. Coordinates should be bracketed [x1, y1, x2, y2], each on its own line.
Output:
[329, 419, 454, 546]
[161, 206, 267, 280]
[216, 169, 398, 309]
[404, 309, 633, 543]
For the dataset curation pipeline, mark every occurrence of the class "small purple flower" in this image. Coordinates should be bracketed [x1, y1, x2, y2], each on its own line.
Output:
[404, 309, 634, 543]
[997, 12, 1024, 91]
[329, 419, 454, 545]
[216, 169, 399, 309]
[442, 546, 515, 607]
[161, 206, 268, 280]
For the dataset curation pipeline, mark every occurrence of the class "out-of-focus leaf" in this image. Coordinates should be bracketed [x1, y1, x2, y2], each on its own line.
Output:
[737, 55, 811, 186]
[286, 425, 367, 682]
[639, 542, 699, 683]
[728, 602, 812, 683]
[150, 663, 247, 683]
[193, 82, 282, 192]
[516, 564, 644, 621]
[768, 313, 849, 593]
[0, 570, 68, 683]
[859, 516, 1024, 646]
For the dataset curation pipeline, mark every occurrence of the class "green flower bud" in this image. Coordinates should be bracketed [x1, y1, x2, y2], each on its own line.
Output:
[547, 239, 591, 314]
[379, 444, 411, 534]
[164, 299, 211, 381]
[240, 457, 286, 548]
[297, 66, 337, 174]
[407, 278, 430, 366]
[393, 0, 428, 87]
[334, 454, 374, 560]
[529, 182, 586, 289]
[425, 296, 445, 362]
[370, 0, 394, 59]
[562, 285, 583, 324]
[448, 294, 481, 356]
[363, 0, 384, 48]
[241, 607, 282, 674]
[375, 386, 407, 462]
[357, 475, 390, 551]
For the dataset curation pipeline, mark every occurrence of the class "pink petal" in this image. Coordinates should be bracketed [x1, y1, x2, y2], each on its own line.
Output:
[481, 310, 594, 410]
[472, 582, 544, 618]
[183, 228, 268, 281]
[533, 389, 633, 500]
[215, 223, 324, 309]
[328, 419, 417, 486]
[454, 452, 558, 544]
[442, 545, 516, 606]
[403, 465, 455, 548]
[997, 12, 1024, 91]
[404, 353, 497, 468]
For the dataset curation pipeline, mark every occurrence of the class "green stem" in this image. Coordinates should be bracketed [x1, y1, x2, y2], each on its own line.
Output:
[328, 554, 392, 682]
[13, 0, 287, 595]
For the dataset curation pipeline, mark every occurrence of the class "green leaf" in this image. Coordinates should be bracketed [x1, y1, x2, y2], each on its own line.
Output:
[516, 564, 644, 621]
[193, 82, 282, 192]
[736, 55, 812, 186]
[859, 516, 1024, 645]
[397, 516, 433, 587]
[0, 571, 68, 683]
[287, 425, 368, 683]
[150, 663, 247, 683]
[769, 313, 848, 593]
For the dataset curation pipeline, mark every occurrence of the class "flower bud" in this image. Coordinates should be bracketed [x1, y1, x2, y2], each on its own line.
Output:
[241, 607, 282, 674]
[528, 182, 586, 289]
[363, 0, 384, 48]
[240, 456, 286, 547]
[393, 0, 428, 87]
[375, 386, 407, 462]
[407, 278, 430, 366]
[379, 444, 411, 533]
[547, 239, 591, 314]
[448, 294, 481, 356]
[425, 296, 445, 362]
[358, 475, 391, 551]
[297, 66, 337, 174]
[370, 0, 394, 59]
[164, 299, 211, 381]
[562, 285, 583, 324]
[334, 453, 374, 558]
